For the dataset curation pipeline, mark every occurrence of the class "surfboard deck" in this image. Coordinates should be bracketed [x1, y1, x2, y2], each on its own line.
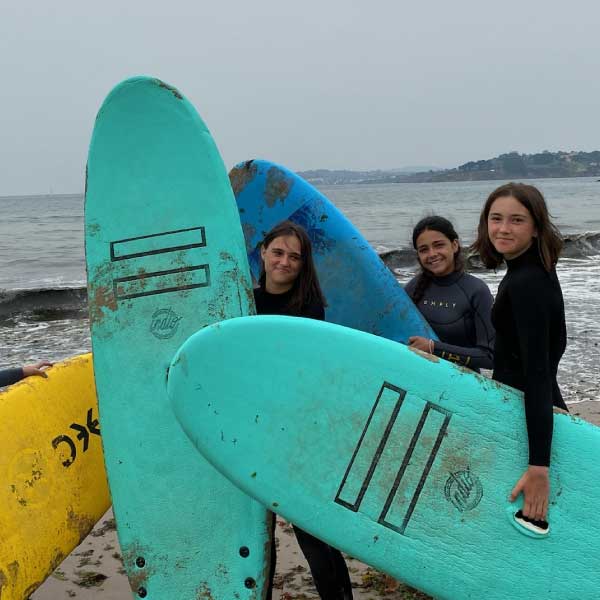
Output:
[85, 77, 270, 599]
[168, 315, 600, 600]
[230, 159, 435, 343]
[0, 354, 110, 600]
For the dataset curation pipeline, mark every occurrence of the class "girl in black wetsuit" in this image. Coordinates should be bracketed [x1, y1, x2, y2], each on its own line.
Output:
[471, 182, 566, 524]
[256, 221, 353, 600]
[405, 216, 495, 371]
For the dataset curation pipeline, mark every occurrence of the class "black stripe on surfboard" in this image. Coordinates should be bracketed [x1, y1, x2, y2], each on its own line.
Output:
[110, 226, 207, 261]
[112, 264, 211, 301]
[379, 404, 451, 535]
[334, 382, 406, 511]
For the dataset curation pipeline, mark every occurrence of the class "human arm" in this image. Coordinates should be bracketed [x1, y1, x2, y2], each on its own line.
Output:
[406, 276, 432, 352]
[0, 368, 25, 387]
[403, 277, 417, 299]
[510, 465, 550, 522]
[508, 272, 557, 518]
[0, 361, 53, 387]
[408, 336, 435, 353]
[22, 361, 53, 378]
[427, 281, 495, 370]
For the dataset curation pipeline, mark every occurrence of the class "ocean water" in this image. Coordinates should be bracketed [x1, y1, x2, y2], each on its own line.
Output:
[1, 177, 599, 402]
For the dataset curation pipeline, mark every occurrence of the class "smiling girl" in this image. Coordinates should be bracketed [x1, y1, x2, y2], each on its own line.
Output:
[254, 220, 326, 318]
[471, 182, 566, 525]
[405, 216, 495, 372]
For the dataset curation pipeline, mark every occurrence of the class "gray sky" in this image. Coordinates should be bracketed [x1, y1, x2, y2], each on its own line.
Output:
[1, 0, 600, 195]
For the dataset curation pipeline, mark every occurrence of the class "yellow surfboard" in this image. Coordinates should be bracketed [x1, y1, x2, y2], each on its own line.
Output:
[0, 354, 110, 600]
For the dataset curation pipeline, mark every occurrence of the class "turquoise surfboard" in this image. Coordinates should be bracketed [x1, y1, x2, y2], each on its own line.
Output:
[168, 315, 600, 600]
[85, 77, 270, 599]
[230, 160, 435, 343]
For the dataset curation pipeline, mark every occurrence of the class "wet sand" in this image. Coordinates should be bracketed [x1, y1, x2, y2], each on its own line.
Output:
[32, 402, 600, 600]
[30, 512, 428, 600]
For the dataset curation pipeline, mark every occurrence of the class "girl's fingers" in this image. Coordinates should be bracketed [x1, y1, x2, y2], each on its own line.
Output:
[509, 477, 524, 502]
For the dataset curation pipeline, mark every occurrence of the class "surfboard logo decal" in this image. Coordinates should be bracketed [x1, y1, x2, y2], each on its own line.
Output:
[150, 308, 182, 339]
[51, 408, 101, 468]
[335, 382, 452, 535]
[109, 226, 211, 301]
[444, 468, 483, 512]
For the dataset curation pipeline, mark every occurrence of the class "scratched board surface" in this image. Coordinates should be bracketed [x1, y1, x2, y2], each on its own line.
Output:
[0, 354, 110, 600]
[168, 316, 600, 600]
[230, 159, 435, 344]
[85, 77, 270, 599]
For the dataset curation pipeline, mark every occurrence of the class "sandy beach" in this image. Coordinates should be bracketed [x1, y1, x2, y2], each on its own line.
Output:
[30, 512, 429, 600]
[30, 402, 600, 600]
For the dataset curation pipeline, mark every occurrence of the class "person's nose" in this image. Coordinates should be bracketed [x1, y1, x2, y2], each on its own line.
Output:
[498, 219, 511, 234]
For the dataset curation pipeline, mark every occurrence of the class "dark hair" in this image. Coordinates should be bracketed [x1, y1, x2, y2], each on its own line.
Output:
[471, 182, 563, 271]
[409, 216, 464, 304]
[259, 220, 327, 314]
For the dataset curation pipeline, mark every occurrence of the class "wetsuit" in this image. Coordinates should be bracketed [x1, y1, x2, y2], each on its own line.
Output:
[405, 271, 495, 371]
[491, 244, 567, 466]
[255, 286, 353, 600]
[0, 368, 24, 387]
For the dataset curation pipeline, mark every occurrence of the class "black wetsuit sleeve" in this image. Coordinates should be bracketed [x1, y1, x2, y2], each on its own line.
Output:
[508, 277, 555, 466]
[432, 284, 495, 370]
[0, 368, 25, 387]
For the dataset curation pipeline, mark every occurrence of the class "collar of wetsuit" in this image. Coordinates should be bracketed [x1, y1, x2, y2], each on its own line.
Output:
[431, 270, 463, 286]
[505, 243, 540, 272]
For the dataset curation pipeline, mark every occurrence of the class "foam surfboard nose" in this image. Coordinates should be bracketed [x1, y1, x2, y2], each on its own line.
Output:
[0, 354, 110, 598]
[231, 159, 436, 344]
[168, 315, 600, 600]
[85, 76, 270, 599]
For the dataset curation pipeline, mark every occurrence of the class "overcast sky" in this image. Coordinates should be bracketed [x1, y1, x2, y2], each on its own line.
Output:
[1, 1, 600, 195]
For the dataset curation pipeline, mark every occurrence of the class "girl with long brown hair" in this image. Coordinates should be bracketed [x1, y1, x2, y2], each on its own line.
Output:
[255, 220, 351, 600]
[471, 182, 566, 528]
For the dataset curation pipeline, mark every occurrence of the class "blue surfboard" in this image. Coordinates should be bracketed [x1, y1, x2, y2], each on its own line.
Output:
[168, 315, 600, 600]
[230, 160, 435, 343]
[85, 77, 270, 599]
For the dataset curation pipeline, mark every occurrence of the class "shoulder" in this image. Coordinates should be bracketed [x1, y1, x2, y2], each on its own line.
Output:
[506, 263, 552, 296]
[503, 266, 562, 314]
[302, 301, 325, 321]
[405, 274, 429, 295]
[459, 273, 492, 295]
[404, 276, 418, 293]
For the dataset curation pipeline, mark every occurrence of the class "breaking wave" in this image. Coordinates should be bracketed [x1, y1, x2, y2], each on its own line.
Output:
[1, 233, 597, 318]
[379, 231, 600, 271]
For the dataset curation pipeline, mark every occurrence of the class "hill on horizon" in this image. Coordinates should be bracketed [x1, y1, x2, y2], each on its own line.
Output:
[299, 150, 600, 185]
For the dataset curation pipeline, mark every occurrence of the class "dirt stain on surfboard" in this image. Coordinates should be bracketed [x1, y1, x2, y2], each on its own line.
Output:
[242, 222, 257, 254]
[121, 542, 158, 596]
[229, 161, 258, 196]
[156, 79, 183, 100]
[408, 347, 440, 363]
[88, 285, 118, 326]
[67, 509, 97, 543]
[265, 167, 292, 207]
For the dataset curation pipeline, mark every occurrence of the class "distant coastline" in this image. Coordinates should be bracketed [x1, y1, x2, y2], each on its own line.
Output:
[300, 150, 600, 185]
